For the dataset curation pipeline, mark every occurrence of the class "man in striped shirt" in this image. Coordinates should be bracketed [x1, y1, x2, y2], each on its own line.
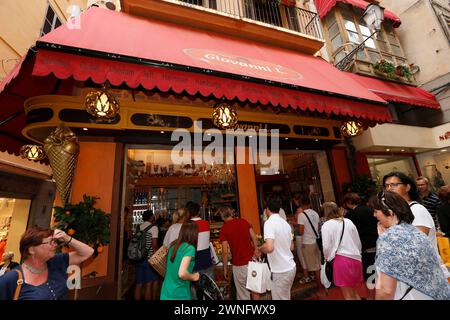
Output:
[416, 177, 442, 230]
[189, 202, 214, 299]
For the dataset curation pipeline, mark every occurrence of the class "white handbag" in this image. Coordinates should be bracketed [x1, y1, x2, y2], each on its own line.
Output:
[246, 259, 272, 294]
[320, 262, 332, 289]
[209, 242, 220, 265]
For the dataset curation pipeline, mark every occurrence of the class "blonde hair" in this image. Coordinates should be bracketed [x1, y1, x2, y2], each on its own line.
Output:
[322, 202, 341, 220]
[416, 176, 429, 184]
[173, 208, 186, 224]
[2, 251, 14, 262]
[217, 206, 233, 220]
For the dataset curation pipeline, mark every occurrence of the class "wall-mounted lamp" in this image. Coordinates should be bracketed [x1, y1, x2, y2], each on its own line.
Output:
[340, 120, 364, 138]
[20, 145, 46, 161]
[85, 84, 120, 119]
[335, 4, 385, 71]
[212, 102, 238, 130]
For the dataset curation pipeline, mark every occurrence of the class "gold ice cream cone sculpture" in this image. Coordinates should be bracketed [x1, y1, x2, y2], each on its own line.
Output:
[44, 125, 80, 206]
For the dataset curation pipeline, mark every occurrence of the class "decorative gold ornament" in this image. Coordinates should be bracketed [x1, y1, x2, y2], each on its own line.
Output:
[340, 120, 364, 138]
[85, 85, 119, 119]
[212, 103, 238, 130]
[19, 145, 46, 161]
[44, 125, 80, 206]
[200, 162, 235, 186]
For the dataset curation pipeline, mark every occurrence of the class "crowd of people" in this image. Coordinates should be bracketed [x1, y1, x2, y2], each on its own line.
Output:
[134, 171, 450, 301]
[1, 170, 449, 300]
[289, 171, 450, 300]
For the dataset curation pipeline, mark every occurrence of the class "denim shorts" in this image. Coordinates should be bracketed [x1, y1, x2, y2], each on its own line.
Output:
[135, 260, 159, 284]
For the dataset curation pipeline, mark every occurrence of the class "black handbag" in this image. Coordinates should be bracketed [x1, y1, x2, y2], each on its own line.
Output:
[324, 219, 345, 286]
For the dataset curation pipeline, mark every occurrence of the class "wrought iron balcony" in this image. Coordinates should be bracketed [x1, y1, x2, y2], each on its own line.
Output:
[175, 0, 323, 40]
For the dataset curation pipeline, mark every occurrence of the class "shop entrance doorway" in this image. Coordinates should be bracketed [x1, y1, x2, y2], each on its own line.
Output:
[256, 150, 335, 226]
[118, 145, 239, 299]
[0, 198, 31, 263]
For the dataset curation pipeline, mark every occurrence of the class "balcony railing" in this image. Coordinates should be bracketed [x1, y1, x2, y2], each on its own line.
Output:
[175, 0, 322, 39]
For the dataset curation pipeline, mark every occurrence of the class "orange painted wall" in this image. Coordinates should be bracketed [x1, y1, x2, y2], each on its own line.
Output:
[70, 142, 116, 278]
[236, 147, 260, 235]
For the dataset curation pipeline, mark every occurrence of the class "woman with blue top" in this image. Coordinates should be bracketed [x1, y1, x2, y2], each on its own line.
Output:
[160, 220, 200, 300]
[0, 227, 94, 300]
[368, 191, 450, 300]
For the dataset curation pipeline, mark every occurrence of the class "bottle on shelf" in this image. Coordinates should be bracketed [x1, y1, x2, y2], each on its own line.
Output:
[133, 188, 149, 205]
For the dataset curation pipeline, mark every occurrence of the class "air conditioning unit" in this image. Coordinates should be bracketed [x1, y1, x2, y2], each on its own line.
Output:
[87, 0, 117, 11]
[68, 5, 81, 19]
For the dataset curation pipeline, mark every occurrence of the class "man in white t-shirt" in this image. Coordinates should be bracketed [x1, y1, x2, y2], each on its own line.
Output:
[259, 195, 296, 300]
[262, 207, 287, 222]
[384, 172, 437, 242]
[383, 172, 450, 279]
[298, 197, 323, 293]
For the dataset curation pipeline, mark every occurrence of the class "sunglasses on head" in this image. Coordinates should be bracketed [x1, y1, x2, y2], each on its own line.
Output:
[377, 191, 393, 212]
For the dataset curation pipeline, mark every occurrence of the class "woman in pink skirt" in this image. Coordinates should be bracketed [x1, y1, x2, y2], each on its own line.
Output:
[321, 202, 364, 300]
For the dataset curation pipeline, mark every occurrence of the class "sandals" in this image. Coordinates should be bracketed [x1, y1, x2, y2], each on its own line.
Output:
[298, 276, 313, 284]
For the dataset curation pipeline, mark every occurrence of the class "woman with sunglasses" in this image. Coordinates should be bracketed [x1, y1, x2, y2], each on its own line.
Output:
[368, 191, 450, 300]
[0, 227, 94, 300]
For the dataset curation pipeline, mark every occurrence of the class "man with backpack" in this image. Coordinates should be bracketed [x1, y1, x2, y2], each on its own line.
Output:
[130, 210, 159, 300]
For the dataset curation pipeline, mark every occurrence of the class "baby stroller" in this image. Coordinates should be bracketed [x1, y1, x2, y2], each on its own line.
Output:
[196, 273, 224, 300]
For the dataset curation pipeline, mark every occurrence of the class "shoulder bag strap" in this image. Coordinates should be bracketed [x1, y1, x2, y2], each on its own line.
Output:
[409, 201, 419, 208]
[143, 223, 153, 233]
[399, 286, 413, 300]
[13, 269, 23, 300]
[332, 219, 346, 258]
[303, 212, 319, 239]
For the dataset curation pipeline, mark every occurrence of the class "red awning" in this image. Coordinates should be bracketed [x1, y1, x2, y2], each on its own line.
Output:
[0, 52, 73, 156]
[0, 7, 393, 155]
[33, 49, 391, 121]
[37, 8, 387, 104]
[281, 0, 297, 6]
[348, 73, 441, 109]
[315, 0, 401, 27]
[34, 7, 388, 115]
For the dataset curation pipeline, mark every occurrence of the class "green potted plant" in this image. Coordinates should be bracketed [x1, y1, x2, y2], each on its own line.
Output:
[395, 64, 413, 81]
[373, 59, 396, 79]
[53, 194, 111, 256]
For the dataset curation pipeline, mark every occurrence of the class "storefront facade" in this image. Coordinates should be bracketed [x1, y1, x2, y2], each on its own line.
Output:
[354, 122, 450, 190]
[0, 1, 398, 299]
